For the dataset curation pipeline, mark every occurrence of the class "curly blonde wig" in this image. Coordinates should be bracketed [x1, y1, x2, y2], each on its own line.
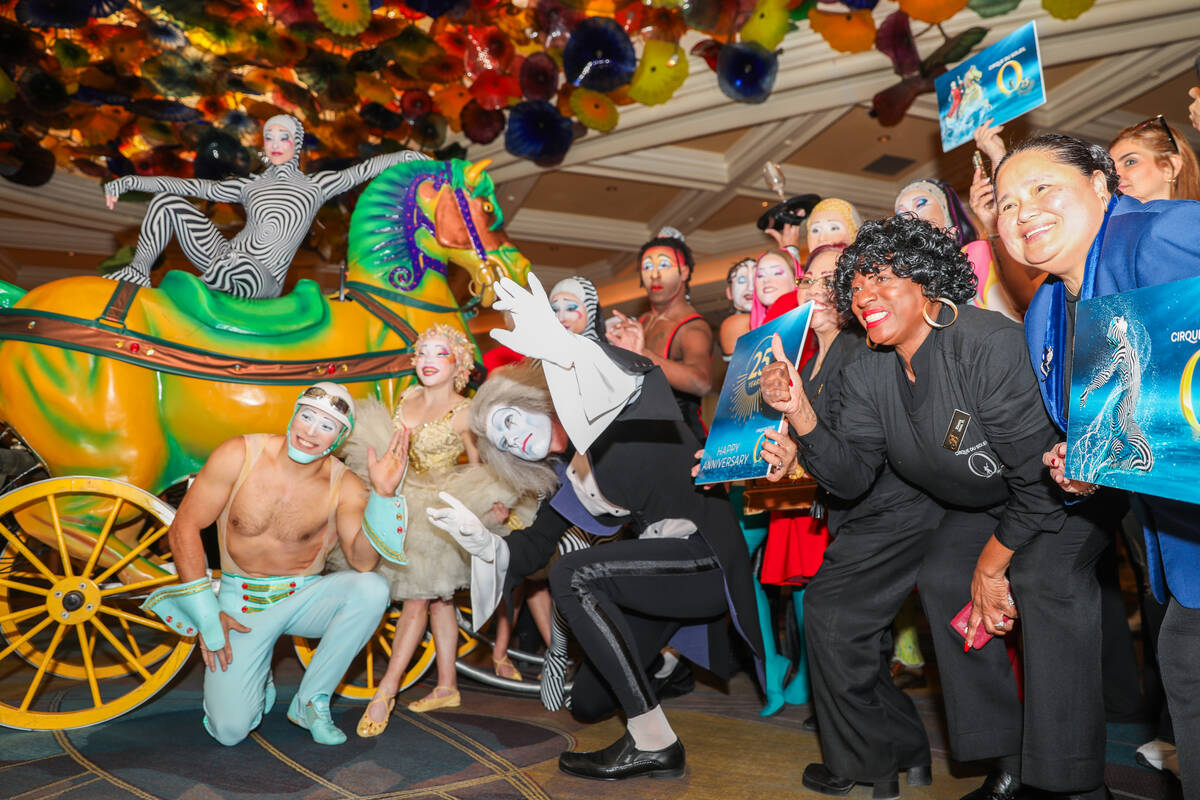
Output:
[414, 324, 474, 393]
[468, 359, 561, 498]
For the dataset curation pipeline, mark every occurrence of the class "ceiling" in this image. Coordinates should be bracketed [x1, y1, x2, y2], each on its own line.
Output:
[1, 0, 1198, 336]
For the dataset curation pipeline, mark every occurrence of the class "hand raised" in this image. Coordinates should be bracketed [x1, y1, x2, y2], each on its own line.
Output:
[760, 334, 806, 415]
[367, 427, 409, 497]
[605, 310, 645, 354]
[968, 166, 997, 237]
[972, 119, 1007, 166]
[489, 273, 573, 365]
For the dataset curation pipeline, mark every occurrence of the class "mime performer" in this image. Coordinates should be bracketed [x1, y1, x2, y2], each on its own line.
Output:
[142, 382, 407, 746]
[427, 273, 764, 781]
[102, 114, 426, 298]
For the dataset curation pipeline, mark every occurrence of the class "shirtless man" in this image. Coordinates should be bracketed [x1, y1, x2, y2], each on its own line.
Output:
[143, 382, 408, 746]
[609, 227, 713, 442]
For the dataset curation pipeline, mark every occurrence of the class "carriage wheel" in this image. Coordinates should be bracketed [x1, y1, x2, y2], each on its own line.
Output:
[0, 477, 193, 730]
[292, 604, 479, 701]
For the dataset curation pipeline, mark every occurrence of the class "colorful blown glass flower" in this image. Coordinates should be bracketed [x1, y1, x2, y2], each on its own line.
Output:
[313, 0, 372, 35]
[569, 88, 619, 132]
[505, 99, 573, 166]
[520, 52, 560, 101]
[716, 41, 778, 104]
[628, 40, 688, 106]
[563, 17, 636, 92]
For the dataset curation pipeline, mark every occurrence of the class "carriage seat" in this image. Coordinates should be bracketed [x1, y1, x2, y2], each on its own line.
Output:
[158, 271, 329, 336]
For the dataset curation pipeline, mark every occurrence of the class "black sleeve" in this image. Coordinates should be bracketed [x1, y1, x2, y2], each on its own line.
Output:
[793, 361, 888, 500]
[502, 499, 571, 596]
[968, 327, 1066, 549]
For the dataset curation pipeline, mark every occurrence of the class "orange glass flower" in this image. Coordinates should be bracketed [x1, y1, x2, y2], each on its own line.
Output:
[896, 0, 968, 24]
[807, 9, 876, 54]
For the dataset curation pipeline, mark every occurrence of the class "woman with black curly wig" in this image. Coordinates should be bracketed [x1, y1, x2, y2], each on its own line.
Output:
[762, 213, 1108, 800]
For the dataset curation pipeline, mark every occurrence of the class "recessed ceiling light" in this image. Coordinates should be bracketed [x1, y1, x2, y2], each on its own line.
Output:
[877, 135, 891, 143]
[605, 185, 618, 192]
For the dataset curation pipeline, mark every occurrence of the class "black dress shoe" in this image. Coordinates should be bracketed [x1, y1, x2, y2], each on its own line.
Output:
[802, 763, 899, 800]
[801, 714, 819, 732]
[906, 764, 933, 786]
[557, 732, 686, 780]
[652, 659, 695, 700]
[960, 769, 1023, 800]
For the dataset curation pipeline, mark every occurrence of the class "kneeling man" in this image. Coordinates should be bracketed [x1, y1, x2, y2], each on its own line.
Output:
[143, 382, 407, 745]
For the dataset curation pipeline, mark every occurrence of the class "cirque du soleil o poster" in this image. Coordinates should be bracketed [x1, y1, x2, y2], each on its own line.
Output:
[935, 21, 1047, 152]
[1066, 276, 1200, 504]
[696, 302, 812, 485]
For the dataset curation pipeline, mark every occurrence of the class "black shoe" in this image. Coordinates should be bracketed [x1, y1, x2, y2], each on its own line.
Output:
[802, 763, 899, 800]
[1054, 789, 1113, 800]
[801, 714, 819, 732]
[652, 659, 695, 700]
[907, 764, 933, 786]
[960, 769, 1023, 800]
[557, 732, 686, 780]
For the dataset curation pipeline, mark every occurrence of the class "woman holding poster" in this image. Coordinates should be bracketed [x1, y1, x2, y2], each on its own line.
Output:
[994, 132, 1200, 796]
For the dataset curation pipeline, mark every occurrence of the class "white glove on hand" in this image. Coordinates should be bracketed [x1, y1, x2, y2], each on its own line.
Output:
[427, 491, 500, 561]
[489, 273, 576, 368]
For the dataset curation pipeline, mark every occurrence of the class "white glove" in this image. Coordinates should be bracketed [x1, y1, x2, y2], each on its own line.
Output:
[427, 491, 501, 561]
[489, 273, 576, 368]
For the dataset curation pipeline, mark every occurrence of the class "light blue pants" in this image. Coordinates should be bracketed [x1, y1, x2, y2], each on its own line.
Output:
[202, 570, 389, 746]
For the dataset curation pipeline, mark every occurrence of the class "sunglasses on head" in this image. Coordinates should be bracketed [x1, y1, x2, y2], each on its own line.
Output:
[302, 386, 350, 416]
[1133, 114, 1179, 155]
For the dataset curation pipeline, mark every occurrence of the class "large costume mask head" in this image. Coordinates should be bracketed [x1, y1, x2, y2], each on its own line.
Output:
[549, 276, 603, 341]
[287, 381, 355, 464]
[262, 114, 304, 169]
[806, 198, 861, 250]
[894, 178, 978, 248]
[469, 360, 560, 497]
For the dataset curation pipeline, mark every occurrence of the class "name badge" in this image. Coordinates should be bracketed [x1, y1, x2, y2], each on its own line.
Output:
[942, 409, 971, 452]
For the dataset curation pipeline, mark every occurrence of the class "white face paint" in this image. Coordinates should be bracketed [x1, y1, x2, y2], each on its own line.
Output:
[290, 406, 343, 455]
[729, 264, 754, 312]
[263, 124, 297, 166]
[487, 405, 553, 461]
[550, 291, 587, 334]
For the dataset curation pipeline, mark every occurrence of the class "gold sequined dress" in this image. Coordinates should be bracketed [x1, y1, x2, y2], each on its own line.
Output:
[335, 389, 533, 601]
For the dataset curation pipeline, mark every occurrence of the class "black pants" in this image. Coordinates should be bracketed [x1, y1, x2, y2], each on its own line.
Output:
[805, 524, 935, 783]
[916, 508, 1108, 792]
[1159, 597, 1200, 795]
[1010, 510, 1109, 791]
[549, 534, 728, 722]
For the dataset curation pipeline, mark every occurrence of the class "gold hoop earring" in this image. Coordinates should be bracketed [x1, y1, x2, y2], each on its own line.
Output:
[865, 335, 878, 350]
[922, 297, 958, 329]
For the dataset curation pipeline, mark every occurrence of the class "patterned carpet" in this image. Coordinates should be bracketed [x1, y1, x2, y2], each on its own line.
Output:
[0, 652, 1184, 800]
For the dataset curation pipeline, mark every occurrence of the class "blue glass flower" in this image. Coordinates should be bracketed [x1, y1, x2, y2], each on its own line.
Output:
[716, 41, 779, 104]
[563, 17, 636, 92]
[505, 100, 573, 167]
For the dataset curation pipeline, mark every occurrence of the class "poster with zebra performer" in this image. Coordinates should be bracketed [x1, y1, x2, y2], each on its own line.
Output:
[1066, 276, 1200, 503]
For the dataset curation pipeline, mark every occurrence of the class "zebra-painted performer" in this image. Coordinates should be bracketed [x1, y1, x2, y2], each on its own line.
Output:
[102, 114, 427, 298]
[1079, 315, 1154, 472]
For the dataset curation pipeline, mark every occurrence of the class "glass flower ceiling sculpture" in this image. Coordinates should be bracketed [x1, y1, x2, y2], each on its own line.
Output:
[0, 0, 1096, 188]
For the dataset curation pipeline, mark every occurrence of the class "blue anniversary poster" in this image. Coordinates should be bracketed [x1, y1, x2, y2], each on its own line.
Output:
[1066, 276, 1200, 504]
[935, 20, 1046, 152]
[695, 302, 813, 485]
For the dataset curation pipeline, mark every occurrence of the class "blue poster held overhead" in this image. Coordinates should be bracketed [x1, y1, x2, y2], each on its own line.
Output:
[695, 302, 812, 485]
[1066, 276, 1200, 504]
[935, 20, 1046, 152]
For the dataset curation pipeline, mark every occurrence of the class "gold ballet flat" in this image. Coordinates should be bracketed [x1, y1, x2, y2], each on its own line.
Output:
[493, 655, 523, 682]
[356, 695, 395, 738]
[408, 687, 461, 713]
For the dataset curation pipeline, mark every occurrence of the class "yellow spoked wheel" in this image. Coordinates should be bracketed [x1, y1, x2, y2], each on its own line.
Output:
[293, 604, 478, 700]
[0, 477, 193, 730]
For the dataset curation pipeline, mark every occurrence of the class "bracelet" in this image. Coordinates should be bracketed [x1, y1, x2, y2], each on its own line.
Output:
[1073, 482, 1099, 497]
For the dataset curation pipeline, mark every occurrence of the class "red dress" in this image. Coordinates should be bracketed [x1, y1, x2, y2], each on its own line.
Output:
[759, 294, 826, 585]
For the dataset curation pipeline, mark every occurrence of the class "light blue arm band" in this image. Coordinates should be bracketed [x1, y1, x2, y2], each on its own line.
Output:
[363, 489, 409, 564]
[141, 577, 224, 651]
